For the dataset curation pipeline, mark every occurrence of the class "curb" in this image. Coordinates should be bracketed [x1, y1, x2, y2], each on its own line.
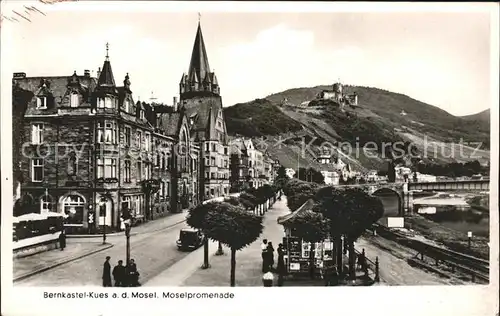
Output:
[14, 243, 114, 283]
[68, 219, 187, 239]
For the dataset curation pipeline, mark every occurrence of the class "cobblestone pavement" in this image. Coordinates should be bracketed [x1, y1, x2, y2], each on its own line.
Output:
[15, 212, 191, 286]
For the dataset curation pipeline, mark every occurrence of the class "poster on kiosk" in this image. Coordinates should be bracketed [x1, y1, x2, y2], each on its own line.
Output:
[284, 236, 334, 274]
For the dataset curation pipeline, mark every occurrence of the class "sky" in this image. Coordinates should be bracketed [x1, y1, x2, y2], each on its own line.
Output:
[2, 1, 496, 116]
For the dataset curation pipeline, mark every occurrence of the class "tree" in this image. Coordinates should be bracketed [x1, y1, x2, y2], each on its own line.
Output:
[194, 202, 263, 286]
[287, 210, 329, 278]
[286, 180, 319, 212]
[313, 187, 384, 279]
[187, 202, 215, 268]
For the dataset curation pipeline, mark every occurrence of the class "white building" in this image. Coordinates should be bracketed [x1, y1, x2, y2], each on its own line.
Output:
[321, 170, 340, 185]
[415, 173, 437, 183]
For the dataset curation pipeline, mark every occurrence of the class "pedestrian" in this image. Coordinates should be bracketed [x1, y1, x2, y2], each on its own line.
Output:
[112, 260, 125, 287]
[357, 250, 366, 271]
[102, 256, 112, 287]
[261, 239, 268, 273]
[323, 265, 338, 286]
[277, 243, 286, 286]
[58, 230, 66, 251]
[127, 259, 141, 287]
[266, 242, 275, 272]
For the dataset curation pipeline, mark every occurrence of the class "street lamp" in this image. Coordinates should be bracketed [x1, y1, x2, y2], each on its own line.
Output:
[122, 205, 132, 265]
[99, 194, 109, 245]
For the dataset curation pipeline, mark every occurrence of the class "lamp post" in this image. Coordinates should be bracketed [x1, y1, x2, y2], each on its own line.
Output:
[467, 231, 472, 249]
[99, 194, 109, 245]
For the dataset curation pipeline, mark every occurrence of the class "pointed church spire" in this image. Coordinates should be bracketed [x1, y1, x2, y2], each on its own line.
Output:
[187, 21, 211, 87]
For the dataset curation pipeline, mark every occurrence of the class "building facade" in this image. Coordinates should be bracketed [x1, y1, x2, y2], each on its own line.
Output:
[13, 22, 222, 233]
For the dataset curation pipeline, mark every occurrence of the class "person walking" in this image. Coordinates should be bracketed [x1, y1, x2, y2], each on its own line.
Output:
[261, 239, 268, 272]
[266, 242, 275, 272]
[102, 256, 112, 287]
[127, 259, 141, 287]
[112, 260, 125, 287]
[58, 230, 66, 251]
[277, 243, 286, 286]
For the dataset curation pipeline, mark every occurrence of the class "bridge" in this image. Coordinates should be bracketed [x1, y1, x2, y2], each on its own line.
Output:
[334, 179, 489, 216]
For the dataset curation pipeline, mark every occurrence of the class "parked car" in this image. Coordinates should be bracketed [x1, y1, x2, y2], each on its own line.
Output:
[176, 228, 205, 251]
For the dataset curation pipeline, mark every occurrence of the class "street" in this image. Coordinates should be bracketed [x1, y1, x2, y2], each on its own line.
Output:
[15, 213, 195, 286]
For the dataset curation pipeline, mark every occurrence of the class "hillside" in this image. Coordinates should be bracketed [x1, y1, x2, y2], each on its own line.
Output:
[224, 85, 490, 171]
[460, 109, 490, 125]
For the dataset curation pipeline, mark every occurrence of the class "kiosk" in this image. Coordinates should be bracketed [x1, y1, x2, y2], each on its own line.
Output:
[278, 199, 335, 275]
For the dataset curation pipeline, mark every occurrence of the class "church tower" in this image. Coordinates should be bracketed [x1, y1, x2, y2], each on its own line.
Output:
[179, 21, 220, 99]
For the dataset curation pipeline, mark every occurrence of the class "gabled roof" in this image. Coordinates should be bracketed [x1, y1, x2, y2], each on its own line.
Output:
[187, 22, 211, 86]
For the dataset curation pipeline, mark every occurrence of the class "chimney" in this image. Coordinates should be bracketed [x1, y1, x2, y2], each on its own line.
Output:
[173, 96, 178, 112]
[84, 70, 90, 77]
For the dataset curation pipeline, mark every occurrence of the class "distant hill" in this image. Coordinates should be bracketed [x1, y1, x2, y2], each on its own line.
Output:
[223, 85, 490, 171]
[460, 109, 490, 125]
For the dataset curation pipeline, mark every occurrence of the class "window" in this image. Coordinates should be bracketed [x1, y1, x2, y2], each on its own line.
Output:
[212, 144, 216, 152]
[239, 169, 243, 177]
[205, 143, 209, 152]
[160, 153, 165, 170]
[217, 121, 222, 128]
[224, 147, 228, 155]
[160, 181, 165, 197]
[63, 195, 85, 225]
[105, 97, 113, 109]
[31, 123, 44, 144]
[166, 155, 171, 170]
[210, 188, 215, 196]
[166, 181, 170, 196]
[105, 122, 117, 144]
[122, 196, 132, 210]
[205, 172, 209, 179]
[136, 131, 142, 148]
[205, 157, 210, 166]
[68, 155, 77, 175]
[98, 97, 105, 108]
[144, 133, 151, 151]
[211, 157, 215, 166]
[211, 172, 216, 179]
[124, 160, 131, 182]
[137, 160, 142, 180]
[124, 127, 131, 146]
[140, 110, 145, 120]
[32, 158, 43, 182]
[145, 162, 151, 179]
[97, 158, 116, 178]
[36, 97, 47, 109]
[70, 93, 79, 107]
[40, 196, 52, 213]
[124, 99, 130, 112]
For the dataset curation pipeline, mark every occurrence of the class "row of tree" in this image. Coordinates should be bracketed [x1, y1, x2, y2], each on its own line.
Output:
[186, 183, 282, 286]
[283, 178, 384, 281]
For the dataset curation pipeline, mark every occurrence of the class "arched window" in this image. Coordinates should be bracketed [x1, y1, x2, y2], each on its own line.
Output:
[40, 195, 52, 214]
[63, 195, 85, 225]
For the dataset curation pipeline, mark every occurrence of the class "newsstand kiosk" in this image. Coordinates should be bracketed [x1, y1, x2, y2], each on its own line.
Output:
[277, 199, 335, 276]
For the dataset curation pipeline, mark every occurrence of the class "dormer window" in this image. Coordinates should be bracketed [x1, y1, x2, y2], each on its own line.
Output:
[70, 92, 79, 107]
[140, 110, 145, 120]
[36, 97, 47, 109]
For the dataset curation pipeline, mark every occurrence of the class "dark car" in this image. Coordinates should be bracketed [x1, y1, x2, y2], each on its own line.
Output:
[176, 228, 205, 251]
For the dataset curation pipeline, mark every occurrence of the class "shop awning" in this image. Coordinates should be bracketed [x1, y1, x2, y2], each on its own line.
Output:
[277, 198, 316, 226]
